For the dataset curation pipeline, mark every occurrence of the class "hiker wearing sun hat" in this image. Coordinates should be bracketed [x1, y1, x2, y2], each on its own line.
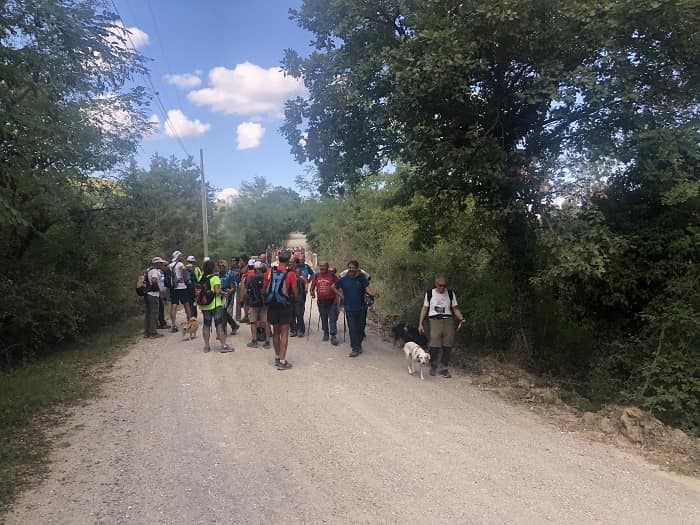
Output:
[168, 250, 193, 332]
[144, 257, 167, 339]
[185, 255, 202, 317]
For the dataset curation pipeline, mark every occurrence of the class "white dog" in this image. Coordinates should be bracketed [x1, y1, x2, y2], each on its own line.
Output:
[403, 341, 431, 380]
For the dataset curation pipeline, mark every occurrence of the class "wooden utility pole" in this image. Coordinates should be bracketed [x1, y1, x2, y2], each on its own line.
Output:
[200, 148, 209, 258]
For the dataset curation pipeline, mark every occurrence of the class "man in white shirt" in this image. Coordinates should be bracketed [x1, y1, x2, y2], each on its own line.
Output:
[145, 257, 167, 339]
[169, 250, 193, 332]
[418, 274, 466, 378]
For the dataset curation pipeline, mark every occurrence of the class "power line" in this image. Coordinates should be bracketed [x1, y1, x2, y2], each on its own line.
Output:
[107, 0, 192, 158]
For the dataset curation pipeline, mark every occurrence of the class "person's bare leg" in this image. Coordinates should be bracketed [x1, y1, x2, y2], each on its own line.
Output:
[278, 324, 290, 361]
[202, 325, 210, 346]
[170, 303, 177, 326]
[217, 326, 226, 346]
[250, 320, 257, 341]
[272, 324, 281, 357]
[184, 301, 192, 319]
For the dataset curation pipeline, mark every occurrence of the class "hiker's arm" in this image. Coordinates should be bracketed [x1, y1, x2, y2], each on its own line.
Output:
[418, 306, 429, 335]
[452, 306, 466, 330]
[366, 286, 379, 298]
[214, 284, 222, 296]
[309, 278, 316, 298]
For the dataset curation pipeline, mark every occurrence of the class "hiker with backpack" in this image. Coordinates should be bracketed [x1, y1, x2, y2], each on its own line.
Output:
[290, 254, 314, 337]
[217, 259, 239, 335]
[185, 256, 201, 318]
[168, 251, 193, 332]
[265, 250, 297, 370]
[310, 261, 340, 346]
[418, 274, 466, 378]
[198, 259, 233, 353]
[334, 260, 379, 357]
[142, 257, 167, 339]
[243, 261, 271, 348]
[339, 266, 372, 339]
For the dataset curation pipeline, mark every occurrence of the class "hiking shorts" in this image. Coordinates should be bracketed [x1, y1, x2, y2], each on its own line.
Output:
[266, 303, 293, 325]
[429, 317, 455, 348]
[202, 306, 224, 331]
[248, 306, 268, 323]
[170, 288, 190, 305]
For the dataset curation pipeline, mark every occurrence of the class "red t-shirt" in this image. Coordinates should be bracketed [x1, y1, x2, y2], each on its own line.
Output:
[312, 272, 337, 301]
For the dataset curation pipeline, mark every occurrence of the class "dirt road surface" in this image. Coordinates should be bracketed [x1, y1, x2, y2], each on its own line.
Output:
[6, 299, 699, 524]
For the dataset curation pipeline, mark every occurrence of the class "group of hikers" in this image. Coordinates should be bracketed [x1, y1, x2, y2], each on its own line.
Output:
[141, 246, 464, 377]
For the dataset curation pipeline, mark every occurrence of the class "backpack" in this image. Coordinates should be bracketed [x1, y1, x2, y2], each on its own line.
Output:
[196, 274, 215, 306]
[163, 264, 174, 289]
[246, 273, 266, 307]
[264, 268, 291, 305]
[426, 288, 455, 314]
[135, 269, 150, 297]
[184, 267, 196, 289]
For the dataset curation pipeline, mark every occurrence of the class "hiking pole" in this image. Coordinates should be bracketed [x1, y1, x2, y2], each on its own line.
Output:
[343, 310, 347, 343]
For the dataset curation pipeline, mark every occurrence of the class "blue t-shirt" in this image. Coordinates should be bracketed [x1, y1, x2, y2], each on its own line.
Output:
[334, 275, 368, 312]
[218, 270, 234, 291]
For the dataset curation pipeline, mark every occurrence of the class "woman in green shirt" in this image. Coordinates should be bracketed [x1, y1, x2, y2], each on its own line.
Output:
[200, 259, 233, 353]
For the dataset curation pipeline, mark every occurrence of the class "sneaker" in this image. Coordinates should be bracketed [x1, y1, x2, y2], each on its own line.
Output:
[148, 333, 164, 339]
[349, 351, 359, 358]
[440, 369, 452, 378]
[322, 333, 329, 342]
[330, 335, 339, 346]
[203, 345, 211, 353]
[170, 326, 178, 333]
[276, 360, 293, 370]
[262, 340, 271, 349]
[220, 344, 234, 353]
[247, 340, 259, 348]
[429, 367, 437, 376]
[357, 348, 363, 354]
[289, 331, 297, 338]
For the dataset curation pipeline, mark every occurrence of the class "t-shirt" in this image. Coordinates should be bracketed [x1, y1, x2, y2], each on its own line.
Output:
[147, 268, 161, 297]
[334, 275, 369, 312]
[200, 275, 223, 311]
[312, 272, 337, 301]
[172, 261, 187, 290]
[423, 288, 458, 318]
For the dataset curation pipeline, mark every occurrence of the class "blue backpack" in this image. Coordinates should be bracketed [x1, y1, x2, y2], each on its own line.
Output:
[264, 268, 290, 305]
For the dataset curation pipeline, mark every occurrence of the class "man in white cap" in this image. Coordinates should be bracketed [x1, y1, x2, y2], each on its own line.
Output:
[168, 250, 193, 332]
[145, 257, 166, 338]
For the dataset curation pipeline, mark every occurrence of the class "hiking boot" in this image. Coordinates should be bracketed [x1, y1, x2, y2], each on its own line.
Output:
[440, 369, 452, 378]
[262, 340, 271, 349]
[289, 331, 297, 338]
[330, 335, 339, 346]
[203, 345, 211, 353]
[219, 344, 234, 353]
[429, 366, 437, 376]
[322, 333, 329, 342]
[170, 326, 178, 333]
[276, 360, 293, 370]
[247, 340, 259, 348]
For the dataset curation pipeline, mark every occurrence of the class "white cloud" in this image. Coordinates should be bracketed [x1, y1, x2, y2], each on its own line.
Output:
[164, 73, 202, 89]
[217, 187, 240, 203]
[188, 62, 307, 119]
[236, 122, 265, 150]
[108, 21, 149, 50]
[164, 109, 210, 138]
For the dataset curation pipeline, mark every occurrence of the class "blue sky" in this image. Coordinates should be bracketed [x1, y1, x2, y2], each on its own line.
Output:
[113, 0, 312, 197]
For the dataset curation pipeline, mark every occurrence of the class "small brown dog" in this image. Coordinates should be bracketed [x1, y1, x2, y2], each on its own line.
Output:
[180, 317, 199, 340]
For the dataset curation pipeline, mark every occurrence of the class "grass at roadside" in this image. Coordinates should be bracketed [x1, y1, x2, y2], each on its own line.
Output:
[0, 316, 142, 512]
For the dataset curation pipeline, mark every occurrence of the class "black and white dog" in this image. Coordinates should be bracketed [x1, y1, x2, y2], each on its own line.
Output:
[403, 342, 431, 380]
[392, 322, 428, 347]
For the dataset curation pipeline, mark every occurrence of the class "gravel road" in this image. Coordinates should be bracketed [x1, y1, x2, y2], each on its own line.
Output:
[6, 300, 699, 524]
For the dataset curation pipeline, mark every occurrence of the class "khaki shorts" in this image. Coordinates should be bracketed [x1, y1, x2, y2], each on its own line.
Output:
[248, 306, 268, 323]
[429, 317, 455, 348]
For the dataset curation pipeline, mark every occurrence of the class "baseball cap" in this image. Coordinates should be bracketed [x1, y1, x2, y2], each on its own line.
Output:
[248, 258, 256, 267]
[253, 261, 263, 269]
[186, 255, 196, 262]
[171, 250, 182, 262]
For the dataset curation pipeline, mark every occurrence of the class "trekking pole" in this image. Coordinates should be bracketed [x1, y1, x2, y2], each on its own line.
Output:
[343, 310, 347, 343]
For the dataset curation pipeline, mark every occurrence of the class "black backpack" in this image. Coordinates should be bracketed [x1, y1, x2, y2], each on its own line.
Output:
[197, 275, 215, 306]
[163, 264, 174, 289]
[136, 269, 151, 297]
[246, 273, 266, 307]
